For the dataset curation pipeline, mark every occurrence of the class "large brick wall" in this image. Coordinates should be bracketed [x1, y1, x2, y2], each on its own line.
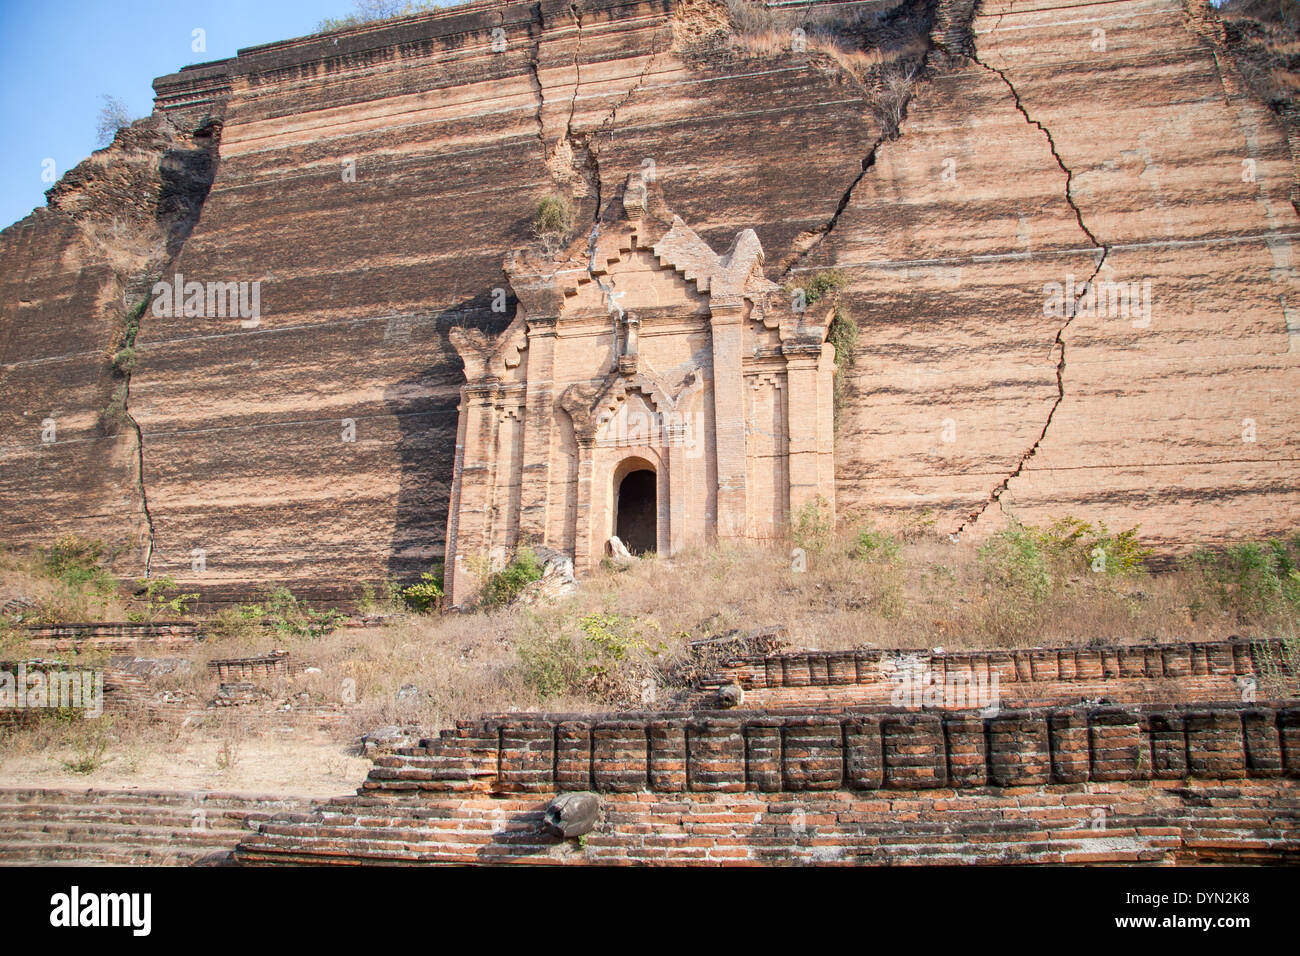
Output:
[3, 0, 1298, 602]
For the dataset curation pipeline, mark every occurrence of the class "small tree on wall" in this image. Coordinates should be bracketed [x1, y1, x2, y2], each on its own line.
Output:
[95, 95, 134, 147]
[532, 194, 575, 257]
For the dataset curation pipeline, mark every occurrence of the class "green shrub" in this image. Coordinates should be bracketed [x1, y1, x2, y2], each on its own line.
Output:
[40, 535, 118, 597]
[128, 575, 197, 621]
[519, 624, 584, 701]
[1037, 516, 1151, 576]
[852, 522, 900, 563]
[978, 523, 1051, 641]
[786, 269, 848, 307]
[827, 307, 857, 424]
[1188, 537, 1300, 622]
[358, 580, 406, 615]
[207, 603, 265, 641]
[784, 271, 855, 424]
[111, 346, 136, 376]
[519, 611, 662, 704]
[792, 496, 834, 555]
[212, 587, 344, 639]
[479, 548, 544, 610]
[402, 565, 445, 613]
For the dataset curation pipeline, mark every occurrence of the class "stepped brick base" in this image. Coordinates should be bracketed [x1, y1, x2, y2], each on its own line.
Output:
[234, 701, 1300, 865]
[0, 788, 322, 866]
[235, 782, 1300, 866]
[689, 638, 1294, 711]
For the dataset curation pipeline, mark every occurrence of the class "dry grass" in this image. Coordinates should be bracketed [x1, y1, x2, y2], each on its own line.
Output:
[174, 514, 1299, 722]
[0, 540, 131, 625]
[2, 517, 1297, 793]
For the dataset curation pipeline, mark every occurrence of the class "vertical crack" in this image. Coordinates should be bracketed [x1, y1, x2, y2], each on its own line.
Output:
[949, 38, 1110, 536]
[778, 142, 884, 280]
[526, 4, 547, 159]
[124, 371, 156, 577]
[584, 36, 669, 231]
[564, 1, 585, 147]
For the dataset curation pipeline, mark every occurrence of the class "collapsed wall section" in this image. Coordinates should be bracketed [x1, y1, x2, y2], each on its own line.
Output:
[0, 117, 220, 576]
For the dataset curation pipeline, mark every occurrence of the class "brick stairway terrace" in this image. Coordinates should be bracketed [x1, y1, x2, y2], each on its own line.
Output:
[235, 702, 1300, 865]
[0, 788, 323, 866]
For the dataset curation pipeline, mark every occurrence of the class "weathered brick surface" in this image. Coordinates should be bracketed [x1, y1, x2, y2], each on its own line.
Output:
[692, 638, 1291, 710]
[0, 788, 319, 866]
[6, 0, 1298, 601]
[230, 673, 1300, 867]
[235, 780, 1300, 866]
[355, 702, 1300, 799]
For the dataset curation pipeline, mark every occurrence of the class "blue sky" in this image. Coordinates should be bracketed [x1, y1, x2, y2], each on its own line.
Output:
[0, 1, 439, 230]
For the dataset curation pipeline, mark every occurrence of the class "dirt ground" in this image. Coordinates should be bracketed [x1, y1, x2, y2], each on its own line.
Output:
[0, 728, 367, 797]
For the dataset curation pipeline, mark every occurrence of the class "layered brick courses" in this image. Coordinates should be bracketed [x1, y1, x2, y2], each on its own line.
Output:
[352, 702, 1298, 797]
[233, 783, 1298, 865]
[236, 701, 1300, 865]
[687, 637, 1292, 710]
[208, 653, 308, 683]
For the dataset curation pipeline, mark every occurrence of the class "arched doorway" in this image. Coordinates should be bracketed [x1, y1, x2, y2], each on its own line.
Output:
[616, 468, 657, 554]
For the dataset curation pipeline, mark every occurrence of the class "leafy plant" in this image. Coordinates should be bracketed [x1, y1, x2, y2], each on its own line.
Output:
[1037, 516, 1151, 576]
[357, 580, 406, 615]
[128, 575, 197, 621]
[1187, 537, 1300, 622]
[792, 496, 835, 555]
[978, 522, 1051, 641]
[212, 587, 344, 639]
[478, 548, 543, 610]
[402, 565, 445, 613]
[519, 612, 663, 704]
[852, 522, 900, 563]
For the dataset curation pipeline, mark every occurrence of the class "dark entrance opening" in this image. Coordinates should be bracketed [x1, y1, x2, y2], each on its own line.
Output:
[616, 469, 657, 555]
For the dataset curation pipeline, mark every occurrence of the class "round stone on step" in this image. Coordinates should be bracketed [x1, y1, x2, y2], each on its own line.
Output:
[542, 791, 601, 839]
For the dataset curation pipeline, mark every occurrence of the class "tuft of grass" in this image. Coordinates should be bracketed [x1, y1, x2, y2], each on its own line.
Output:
[532, 194, 575, 255]
[61, 720, 112, 776]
